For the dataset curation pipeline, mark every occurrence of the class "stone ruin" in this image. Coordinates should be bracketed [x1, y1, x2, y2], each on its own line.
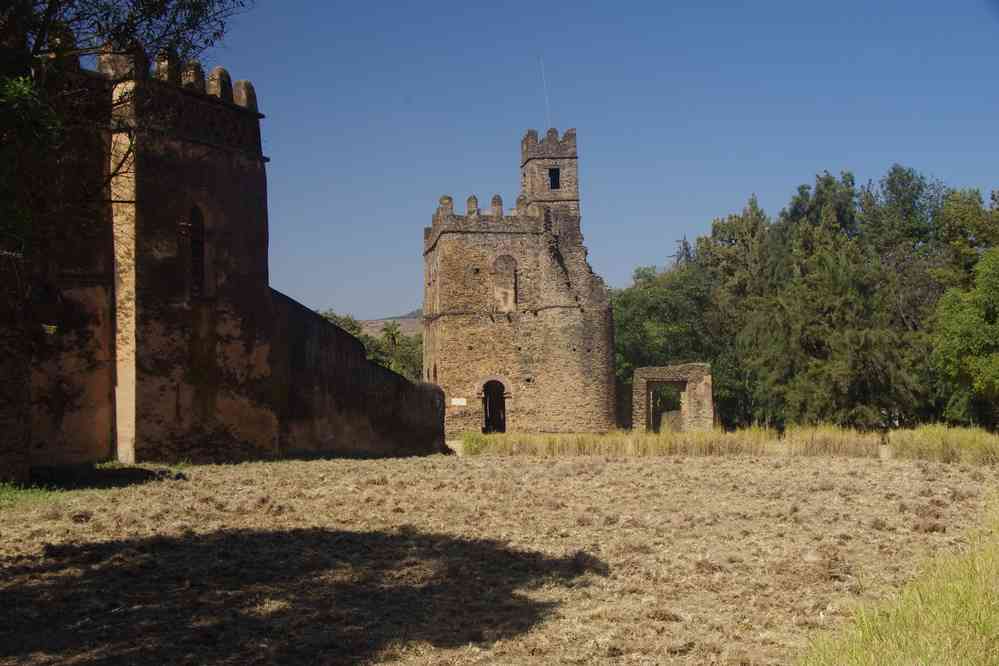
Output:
[0, 25, 718, 482]
[632, 364, 715, 433]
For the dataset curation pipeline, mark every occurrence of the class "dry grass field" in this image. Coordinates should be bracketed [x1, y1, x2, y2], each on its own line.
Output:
[0, 454, 994, 665]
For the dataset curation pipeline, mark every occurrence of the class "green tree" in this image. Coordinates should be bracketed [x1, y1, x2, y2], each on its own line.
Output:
[931, 249, 999, 429]
[694, 197, 771, 426]
[318, 309, 362, 337]
[932, 189, 999, 289]
[743, 238, 917, 429]
[612, 165, 994, 430]
[611, 259, 713, 425]
[743, 171, 920, 428]
[318, 310, 424, 384]
[1, 0, 250, 254]
[0, 74, 59, 255]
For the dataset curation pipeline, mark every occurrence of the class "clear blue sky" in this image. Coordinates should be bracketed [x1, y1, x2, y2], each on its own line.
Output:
[206, 1, 999, 319]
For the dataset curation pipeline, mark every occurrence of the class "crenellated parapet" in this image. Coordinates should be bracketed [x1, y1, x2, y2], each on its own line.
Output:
[521, 127, 577, 165]
[425, 194, 544, 253]
[424, 192, 581, 254]
[431, 193, 540, 223]
[93, 44, 263, 156]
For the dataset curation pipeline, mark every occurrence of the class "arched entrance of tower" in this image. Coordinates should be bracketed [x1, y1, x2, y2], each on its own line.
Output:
[482, 380, 506, 434]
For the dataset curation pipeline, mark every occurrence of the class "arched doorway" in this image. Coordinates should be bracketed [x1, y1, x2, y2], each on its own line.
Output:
[482, 380, 506, 433]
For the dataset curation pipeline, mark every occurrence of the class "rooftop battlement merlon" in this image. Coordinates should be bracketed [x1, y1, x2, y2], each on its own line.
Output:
[432, 194, 550, 224]
[424, 194, 583, 254]
[97, 45, 262, 116]
[95, 45, 264, 157]
[424, 195, 552, 254]
[521, 128, 577, 166]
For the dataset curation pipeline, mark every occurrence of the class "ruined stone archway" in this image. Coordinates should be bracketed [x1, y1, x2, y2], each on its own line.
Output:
[632, 364, 714, 433]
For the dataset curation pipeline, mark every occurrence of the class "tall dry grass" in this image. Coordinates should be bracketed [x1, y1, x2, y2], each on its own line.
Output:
[461, 424, 999, 462]
[890, 424, 999, 464]
[782, 425, 882, 457]
[461, 428, 773, 458]
[801, 507, 999, 665]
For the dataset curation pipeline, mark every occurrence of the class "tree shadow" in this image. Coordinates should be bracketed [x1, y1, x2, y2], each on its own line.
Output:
[0, 527, 607, 664]
[28, 464, 186, 490]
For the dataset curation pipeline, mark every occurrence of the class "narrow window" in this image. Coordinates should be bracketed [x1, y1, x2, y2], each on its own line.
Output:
[548, 167, 561, 190]
[189, 206, 205, 298]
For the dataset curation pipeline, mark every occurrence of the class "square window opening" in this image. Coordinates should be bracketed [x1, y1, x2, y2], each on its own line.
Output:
[548, 167, 561, 190]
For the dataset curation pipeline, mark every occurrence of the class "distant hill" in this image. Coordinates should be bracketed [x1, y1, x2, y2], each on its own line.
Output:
[359, 308, 422, 338]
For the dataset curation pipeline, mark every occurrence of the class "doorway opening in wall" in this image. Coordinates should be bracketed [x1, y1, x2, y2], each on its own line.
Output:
[648, 381, 684, 433]
[482, 380, 506, 434]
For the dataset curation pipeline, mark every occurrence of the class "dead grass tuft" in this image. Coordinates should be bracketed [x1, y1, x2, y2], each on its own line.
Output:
[461, 424, 999, 464]
[0, 455, 991, 664]
[890, 424, 999, 464]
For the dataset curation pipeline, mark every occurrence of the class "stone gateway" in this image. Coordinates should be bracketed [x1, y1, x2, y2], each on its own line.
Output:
[423, 129, 616, 436]
[632, 364, 715, 433]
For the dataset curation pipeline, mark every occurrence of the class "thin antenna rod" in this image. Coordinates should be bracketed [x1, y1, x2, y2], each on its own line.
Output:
[539, 55, 552, 130]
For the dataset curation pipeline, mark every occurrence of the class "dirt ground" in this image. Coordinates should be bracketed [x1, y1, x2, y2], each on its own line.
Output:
[0, 455, 993, 665]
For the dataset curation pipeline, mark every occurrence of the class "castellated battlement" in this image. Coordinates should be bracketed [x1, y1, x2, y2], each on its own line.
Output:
[432, 193, 541, 221]
[521, 127, 577, 165]
[424, 193, 574, 253]
[39, 31, 259, 120]
[97, 47, 259, 112]
[94, 45, 263, 156]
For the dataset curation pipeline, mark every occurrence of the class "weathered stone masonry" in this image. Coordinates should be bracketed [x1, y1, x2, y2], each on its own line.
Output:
[632, 364, 714, 433]
[16, 47, 444, 470]
[423, 129, 616, 436]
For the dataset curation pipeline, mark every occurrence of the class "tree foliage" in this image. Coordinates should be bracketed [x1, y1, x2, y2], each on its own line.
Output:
[0, 0, 250, 255]
[318, 311, 423, 384]
[931, 249, 999, 428]
[613, 165, 997, 431]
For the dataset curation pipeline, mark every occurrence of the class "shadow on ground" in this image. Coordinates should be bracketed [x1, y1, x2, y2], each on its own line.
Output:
[0, 527, 607, 664]
[28, 465, 186, 490]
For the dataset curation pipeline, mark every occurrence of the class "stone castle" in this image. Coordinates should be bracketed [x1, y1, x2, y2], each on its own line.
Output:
[1, 40, 716, 481]
[423, 129, 617, 436]
[1, 46, 445, 481]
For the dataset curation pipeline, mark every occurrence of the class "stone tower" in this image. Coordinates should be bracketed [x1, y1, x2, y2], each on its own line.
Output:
[103, 48, 275, 463]
[423, 128, 615, 436]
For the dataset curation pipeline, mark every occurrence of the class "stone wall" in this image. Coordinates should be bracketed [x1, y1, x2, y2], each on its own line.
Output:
[424, 131, 616, 436]
[632, 364, 714, 433]
[29, 68, 116, 467]
[15, 52, 445, 469]
[107, 56, 277, 463]
[270, 291, 446, 457]
[0, 254, 29, 483]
